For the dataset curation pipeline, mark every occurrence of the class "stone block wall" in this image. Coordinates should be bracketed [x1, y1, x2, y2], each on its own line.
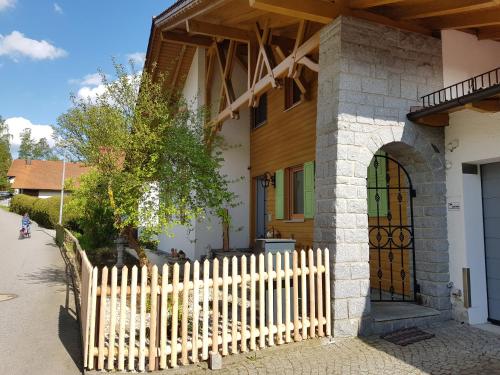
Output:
[315, 16, 450, 337]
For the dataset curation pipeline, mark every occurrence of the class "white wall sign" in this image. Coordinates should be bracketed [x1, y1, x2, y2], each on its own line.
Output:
[448, 201, 461, 211]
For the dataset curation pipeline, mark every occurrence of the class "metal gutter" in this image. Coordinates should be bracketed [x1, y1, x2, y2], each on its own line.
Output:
[407, 83, 500, 121]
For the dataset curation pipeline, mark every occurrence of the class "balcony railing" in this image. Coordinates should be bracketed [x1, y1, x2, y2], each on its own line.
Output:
[417, 67, 500, 110]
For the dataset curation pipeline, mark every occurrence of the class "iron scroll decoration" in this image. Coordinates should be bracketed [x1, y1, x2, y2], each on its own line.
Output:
[367, 154, 417, 302]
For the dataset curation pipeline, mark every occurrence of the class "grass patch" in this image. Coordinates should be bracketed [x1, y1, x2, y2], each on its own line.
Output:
[0, 205, 9, 212]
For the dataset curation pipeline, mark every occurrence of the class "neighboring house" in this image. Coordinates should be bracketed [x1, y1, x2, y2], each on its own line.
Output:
[7, 159, 90, 198]
[144, 0, 500, 336]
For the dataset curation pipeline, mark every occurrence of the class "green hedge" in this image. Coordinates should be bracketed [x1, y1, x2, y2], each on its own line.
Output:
[10, 194, 80, 229]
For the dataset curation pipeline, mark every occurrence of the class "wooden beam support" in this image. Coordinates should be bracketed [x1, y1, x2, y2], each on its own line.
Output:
[171, 45, 187, 87]
[414, 113, 449, 127]
[161, 31, 213, 48]
[217, 30, 320, 124]
[425, 9, 500, 29]
[298, 56, 319, 72]
[186, 20, 252, 43]
[215, 41, 238, 117]
[275, 46, 307, 94]
[289, 20, 307, 77]
[254, 22, 278, 88]
[388, 0, 500, 20]
[249, 0, 344, 24]
[466, 98, 500, 113]
[350, 0, 405, 9]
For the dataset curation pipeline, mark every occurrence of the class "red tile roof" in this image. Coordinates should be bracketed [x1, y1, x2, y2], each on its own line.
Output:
[7, 159, 90, 191]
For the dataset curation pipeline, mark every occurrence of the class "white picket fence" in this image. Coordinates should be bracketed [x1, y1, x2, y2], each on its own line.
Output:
[77, 247, 330, 371]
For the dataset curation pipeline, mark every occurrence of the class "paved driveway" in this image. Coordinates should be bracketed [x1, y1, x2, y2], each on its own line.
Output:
[0, 209, 81, 375]
[161, 321, 500, 375]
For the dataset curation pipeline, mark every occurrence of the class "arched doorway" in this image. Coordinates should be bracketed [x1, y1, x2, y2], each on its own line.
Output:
[368, 153, 417, 302]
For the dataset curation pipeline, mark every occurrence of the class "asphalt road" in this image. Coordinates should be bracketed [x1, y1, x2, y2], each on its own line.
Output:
[0, 209, 82, 374]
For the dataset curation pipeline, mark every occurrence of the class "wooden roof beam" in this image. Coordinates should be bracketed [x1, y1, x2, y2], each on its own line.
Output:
[425, 9, 500, 29]
[217, 30, 320, 124]
[161, 31, 213, 48]
[249, 0, 344, 24]
[477, 26, 500, 40]
[349, 0, 405, 9]
[389, 0, 500, 20]
[186, 20, 252, 43]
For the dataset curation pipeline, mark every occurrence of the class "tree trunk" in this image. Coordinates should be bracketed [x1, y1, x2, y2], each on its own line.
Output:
[123, 225, 151, 268]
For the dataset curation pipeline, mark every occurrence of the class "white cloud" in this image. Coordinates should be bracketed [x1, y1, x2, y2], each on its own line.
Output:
[0, 0, 15, 11]
[5, 117, 54, 158]
[77, 84, 107, 101]
[69, 72, 106, 86]
[0, 31, 67, 61]
[127, 52, 146, 67]
[53, 2, 63, 14]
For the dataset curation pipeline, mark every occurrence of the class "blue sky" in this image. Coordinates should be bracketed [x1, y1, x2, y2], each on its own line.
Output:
[0, 0, 174, 155]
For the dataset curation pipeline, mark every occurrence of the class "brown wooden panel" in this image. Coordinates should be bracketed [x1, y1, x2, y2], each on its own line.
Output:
[250, 78, 317, 250]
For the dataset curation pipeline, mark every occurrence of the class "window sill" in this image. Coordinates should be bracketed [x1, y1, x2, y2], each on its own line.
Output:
[283, 99, 304, 113]
[284, 219, 305, 223]
[252, 120, 267, 130]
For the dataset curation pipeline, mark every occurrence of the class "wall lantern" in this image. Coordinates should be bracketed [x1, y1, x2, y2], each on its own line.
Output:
[260, 171, 276, 188]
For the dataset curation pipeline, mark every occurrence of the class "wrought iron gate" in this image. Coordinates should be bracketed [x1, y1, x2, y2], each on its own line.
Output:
[368, 154, 417, 302]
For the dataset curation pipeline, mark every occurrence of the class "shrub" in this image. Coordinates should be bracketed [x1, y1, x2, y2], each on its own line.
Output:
[10, 194, 81, 229]
[10, 194, 37, 217]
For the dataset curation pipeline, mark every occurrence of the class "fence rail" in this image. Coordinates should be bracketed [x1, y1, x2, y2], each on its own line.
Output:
[60, 229, 331, 371]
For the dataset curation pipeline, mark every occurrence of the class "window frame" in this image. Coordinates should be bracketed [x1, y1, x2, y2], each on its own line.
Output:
[252, 92, 268, 129]
[284, 78, 303, 111]
[286, 165, 305, 220]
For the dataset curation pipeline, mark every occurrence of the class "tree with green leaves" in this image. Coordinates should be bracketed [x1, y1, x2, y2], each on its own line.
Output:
[18, 128, 57, 161]
[0, 116, 12, 189]
[54, 63, 235, 265]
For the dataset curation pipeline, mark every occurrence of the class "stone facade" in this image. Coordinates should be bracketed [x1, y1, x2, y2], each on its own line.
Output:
[315, 16, 450, 336]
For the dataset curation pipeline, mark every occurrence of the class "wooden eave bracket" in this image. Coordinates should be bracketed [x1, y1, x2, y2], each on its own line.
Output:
[465, 98, 500, 113]
[413, 113, 449, 127]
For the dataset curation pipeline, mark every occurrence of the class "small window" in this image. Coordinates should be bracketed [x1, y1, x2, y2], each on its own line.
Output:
[284, 78, 302, 110]
[287, 165, 304, 219]
[252, 93, 267, 128]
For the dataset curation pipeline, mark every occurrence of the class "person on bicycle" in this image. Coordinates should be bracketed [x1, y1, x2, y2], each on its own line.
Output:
[21, 213, 31, 234]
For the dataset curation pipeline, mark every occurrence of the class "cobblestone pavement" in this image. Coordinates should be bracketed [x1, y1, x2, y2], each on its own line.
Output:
[165, 321, 500, 375]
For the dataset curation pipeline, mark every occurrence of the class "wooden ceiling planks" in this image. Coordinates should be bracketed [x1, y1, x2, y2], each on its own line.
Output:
[146, 0, 500, 94]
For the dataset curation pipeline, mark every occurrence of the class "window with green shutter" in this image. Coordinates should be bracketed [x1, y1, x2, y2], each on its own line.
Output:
[304, 161, 315, 219]
[275, 169, 285, 219]
[367, 152, 389, 217]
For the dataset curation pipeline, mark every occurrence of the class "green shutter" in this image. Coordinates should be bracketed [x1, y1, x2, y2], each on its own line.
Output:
[367, 152, 388, 217]
[275, 169, 285, 219]
[304, 161, 315, 219]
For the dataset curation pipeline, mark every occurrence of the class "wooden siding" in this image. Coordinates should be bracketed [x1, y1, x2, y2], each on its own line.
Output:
[250, 78, 317, 250]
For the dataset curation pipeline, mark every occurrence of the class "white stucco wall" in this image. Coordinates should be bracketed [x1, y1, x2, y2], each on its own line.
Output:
[442, 30, 500, 86]
[158, 47, 251, 260]
[38, 190, 61, 199]
[445, 110, 500, 324]
[195, 51, 251, 258]
[443, 30, 500, 324]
